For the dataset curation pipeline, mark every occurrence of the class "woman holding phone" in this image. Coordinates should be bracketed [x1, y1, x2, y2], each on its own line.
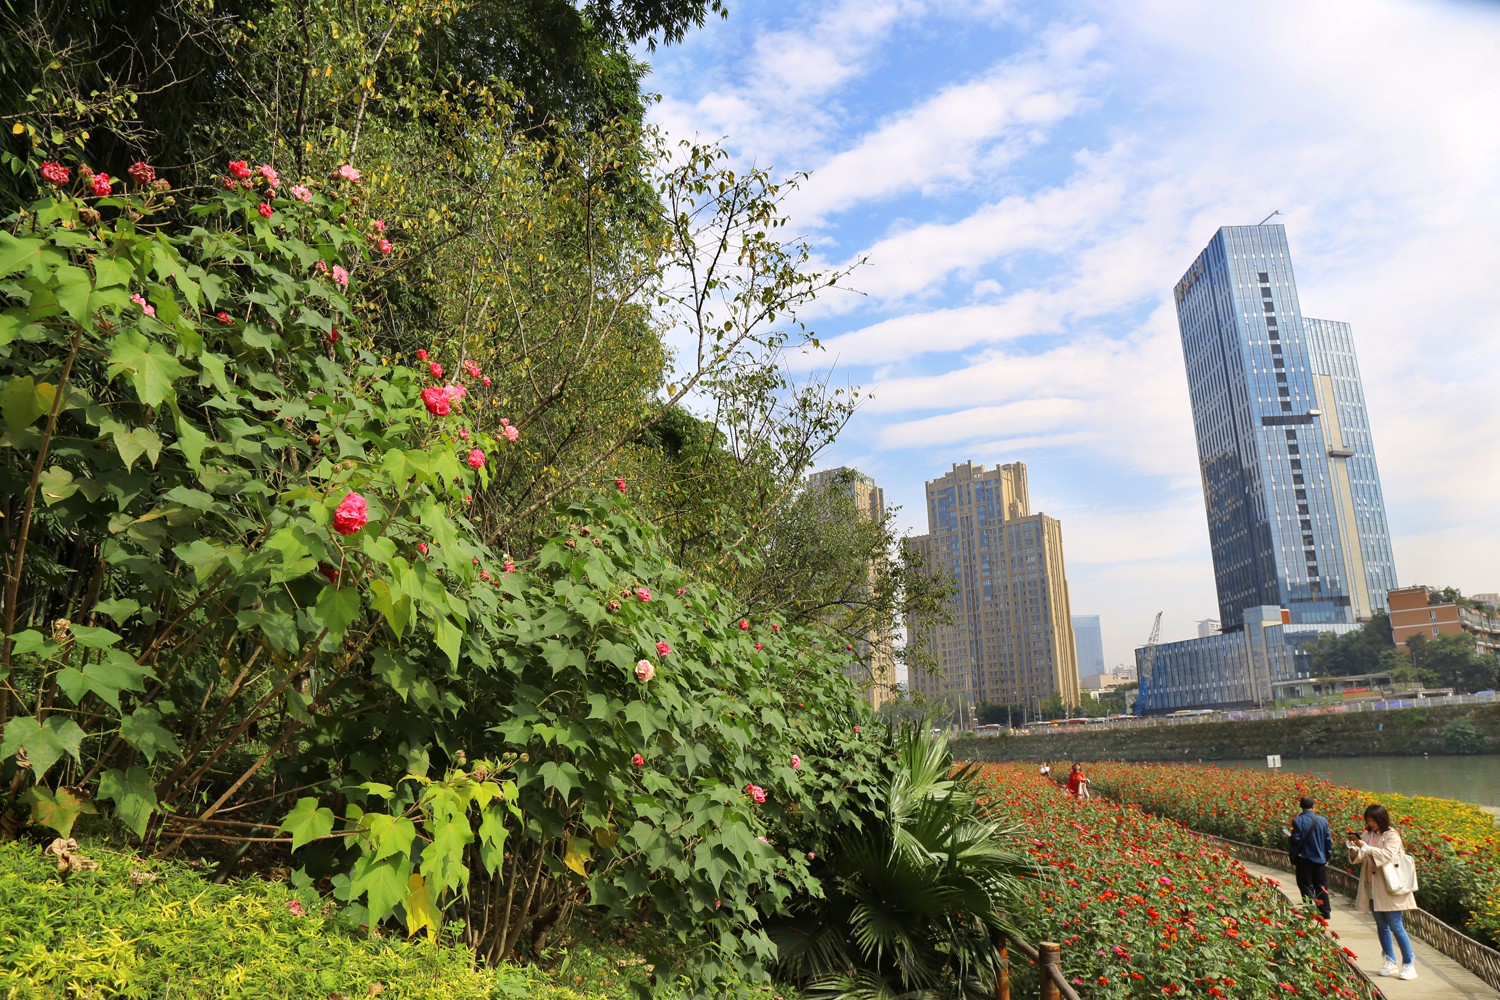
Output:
[1347, 803, 1418, 981]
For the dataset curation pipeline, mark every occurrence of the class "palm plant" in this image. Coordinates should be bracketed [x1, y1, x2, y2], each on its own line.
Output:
[770, 727, 1041, 999]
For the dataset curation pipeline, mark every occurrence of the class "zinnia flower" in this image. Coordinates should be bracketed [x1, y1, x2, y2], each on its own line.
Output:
[634, 659, 655, 682]
[420, 386, 451, 416]
[331, 265, 348, 288]
[745, 784, 766, 805]
[429, 362, 444, 379]
[416, 348, 429, 361]
[290, 184, 312, 202]
[655, 641, 671, 657]
[377, 238, 393, 255]
[258, 202, 273, 218]
[90, 173, 112, 197]
[466, 448, 485, 469]
[228, 160, 252, 179]
[332, 492, 368, 535]
[635, 587, 650, 602]
[443, 384, 466, 401]
[257, 163, 280, 188]
[338, 163, 361, 182]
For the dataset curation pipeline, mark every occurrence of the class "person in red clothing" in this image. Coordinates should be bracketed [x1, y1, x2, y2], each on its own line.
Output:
[1065, 762, 1090, 799]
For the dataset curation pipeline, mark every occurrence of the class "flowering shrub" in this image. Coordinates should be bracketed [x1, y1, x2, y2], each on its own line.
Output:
[974, 764, 1372, 999]
[1086, 762, 1500, 945]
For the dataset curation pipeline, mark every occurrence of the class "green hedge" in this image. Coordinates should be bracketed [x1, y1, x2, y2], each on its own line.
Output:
[0, 838, 615, 1000]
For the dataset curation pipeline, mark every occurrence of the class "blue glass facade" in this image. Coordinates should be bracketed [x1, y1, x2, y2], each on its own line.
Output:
[1071, 615, 1106, 676]
[1174, 225, 1398, 628]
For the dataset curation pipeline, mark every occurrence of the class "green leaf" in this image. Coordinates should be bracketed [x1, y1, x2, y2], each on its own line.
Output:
[1, 716, 87, 778]
[69, 623, 122, 648]
[314, 584, 361, 639]
[280, 796, 336, 851]
[53, 264, 93, 323]
[106, 329, 191, 408]
[172, 538, 224, 580]
[23, 786, 96, 838]
[7, 630, 50, 656]
[369, 579, 411, 638]
[433, 615, 461, 667]
[112, 426, 163, 471]
[98, 766, 158, 838]
[0, 232, 46, 277]
[538, 761, 581, 802]
[56, 648, 148, 710]
[350, 855, 409, 923]
[38, 466, 78, 505]
[93, 599, 142, 624]
[119, 706, 182, 763]
[0, 376, 46, 433]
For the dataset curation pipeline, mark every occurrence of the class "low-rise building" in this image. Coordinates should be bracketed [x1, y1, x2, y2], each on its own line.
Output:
[1388, 585, 1500, 655]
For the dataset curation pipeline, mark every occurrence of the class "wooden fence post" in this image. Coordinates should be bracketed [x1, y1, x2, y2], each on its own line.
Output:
[1039, 941, 1061, 1000]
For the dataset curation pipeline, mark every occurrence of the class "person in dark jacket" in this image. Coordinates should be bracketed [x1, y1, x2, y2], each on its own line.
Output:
[1287, 795, 1334, 918]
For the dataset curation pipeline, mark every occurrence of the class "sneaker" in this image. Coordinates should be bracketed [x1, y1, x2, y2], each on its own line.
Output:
[1399, 964, 1417, 981]
[1377, 960, 1399, 976]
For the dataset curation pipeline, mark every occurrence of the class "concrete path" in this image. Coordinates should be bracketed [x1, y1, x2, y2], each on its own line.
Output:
[1238, 858, 1500, 999]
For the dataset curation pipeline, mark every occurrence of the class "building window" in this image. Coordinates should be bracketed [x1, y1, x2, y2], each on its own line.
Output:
[1300, 519, 1311, 530]
[1273, 358, 1285, 368]
[1271, 344, 1282, 354]
[1281, 401, 1293, 411]
[1290, 459, 1302, 470]
[1288, 443, 1299, 454]
[1263, 302, 1275, 312]
[1302, 534, 1315, 546]
[1258, 271, 1269, 282]
[1432, 626, 1439, 636]
[1292, 474, 1304, 484]
[1429, 610, 1436, 622]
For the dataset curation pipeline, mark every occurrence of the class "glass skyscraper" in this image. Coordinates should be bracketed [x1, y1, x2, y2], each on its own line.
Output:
[1173, 225, 1397, 628]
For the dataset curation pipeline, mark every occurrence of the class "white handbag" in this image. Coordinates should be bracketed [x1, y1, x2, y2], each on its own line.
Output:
[1379, 851, 1418, 896]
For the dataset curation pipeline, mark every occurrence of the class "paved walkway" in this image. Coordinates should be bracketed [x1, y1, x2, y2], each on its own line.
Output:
[1238, 858, 1500, 999]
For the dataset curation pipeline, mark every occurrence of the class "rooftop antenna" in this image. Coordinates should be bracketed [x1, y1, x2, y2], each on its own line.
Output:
[1257, 210, 1282, 226]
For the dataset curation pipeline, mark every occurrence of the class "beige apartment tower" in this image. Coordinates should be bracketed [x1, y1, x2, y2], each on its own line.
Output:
[806, 467, 898, 710]
[908, 462, 1081, 713]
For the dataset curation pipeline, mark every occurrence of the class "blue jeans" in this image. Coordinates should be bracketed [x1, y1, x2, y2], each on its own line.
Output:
[1374, 909, 1414, 965]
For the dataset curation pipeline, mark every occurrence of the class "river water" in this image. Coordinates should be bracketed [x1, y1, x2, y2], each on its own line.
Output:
[1214, 755, 1500, 809]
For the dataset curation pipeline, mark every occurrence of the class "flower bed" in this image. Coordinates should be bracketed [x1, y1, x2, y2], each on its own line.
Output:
[974, 764, 1371, 1000]
[1084, 762, 1500, 945]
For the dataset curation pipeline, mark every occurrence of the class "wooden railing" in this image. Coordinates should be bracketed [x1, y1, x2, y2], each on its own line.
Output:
[994, 933, 1082, 1000]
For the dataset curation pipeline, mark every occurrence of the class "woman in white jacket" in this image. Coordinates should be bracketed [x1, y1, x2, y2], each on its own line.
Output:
[1346, 803, 1418, 980]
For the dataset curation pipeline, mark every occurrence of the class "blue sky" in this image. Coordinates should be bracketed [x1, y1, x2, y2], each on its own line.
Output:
[641, 0, 1500, 670]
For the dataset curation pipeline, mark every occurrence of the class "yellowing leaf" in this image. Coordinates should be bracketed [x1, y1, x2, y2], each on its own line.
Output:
[563, 835, 593, 876]
[403, 873, 442, 941]
[10, 123, 24, 135]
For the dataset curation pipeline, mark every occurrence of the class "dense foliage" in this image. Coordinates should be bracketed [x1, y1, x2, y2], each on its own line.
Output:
[975, 764, 1374, 1000]
[1085, 762, 1500, 947]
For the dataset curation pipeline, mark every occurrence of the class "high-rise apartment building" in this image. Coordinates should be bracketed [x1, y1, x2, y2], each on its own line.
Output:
[1174, 225, 1397, 628]
[805, 467, 897, 710]
[1071, 615, 1106, 677]
[908, 462, 1080, 711]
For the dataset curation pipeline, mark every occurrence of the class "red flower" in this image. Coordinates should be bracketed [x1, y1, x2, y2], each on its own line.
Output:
[615, 478, 627, 494]
[631, 753, 645, 767]
[416, 348, 429, 361]
[90, 173, 112, 197]
[127, 161, 156, 185]
[40, 161, 71, 186]
[327, 327, 339, 343]
[258, 202, 273, 218]
[420, 386, 451, 416]
[228, 160, 253, 179]
[215, 311, 233, 325]
[466, 448, 485, 469]
[332, 492, 368, 535]
[738, 619, 750, 631]
[429, 362, 444, 379]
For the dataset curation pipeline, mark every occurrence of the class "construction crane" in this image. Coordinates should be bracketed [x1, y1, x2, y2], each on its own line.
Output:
[1137, 611, 1163, 690]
